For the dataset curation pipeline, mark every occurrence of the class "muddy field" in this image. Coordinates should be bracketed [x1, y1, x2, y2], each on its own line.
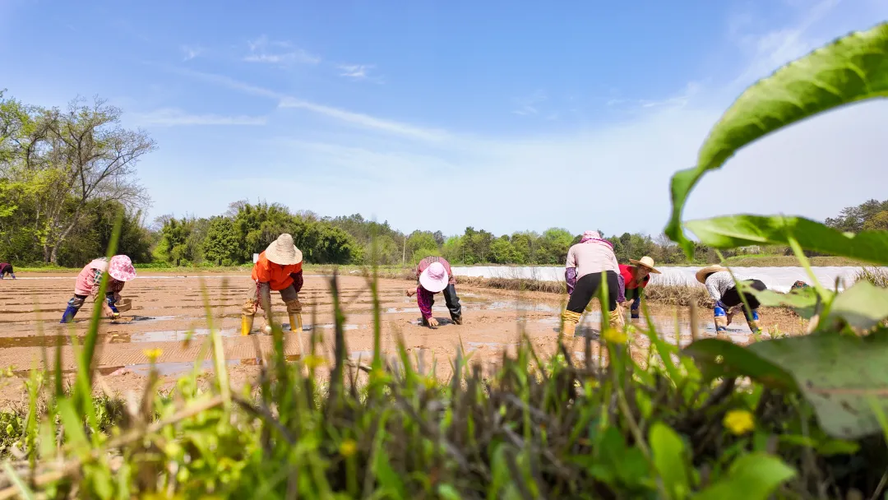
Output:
[0, 272, 805, 406]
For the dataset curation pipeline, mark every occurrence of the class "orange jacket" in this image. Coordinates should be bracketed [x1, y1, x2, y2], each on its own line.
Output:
[251, 251, 303, 291]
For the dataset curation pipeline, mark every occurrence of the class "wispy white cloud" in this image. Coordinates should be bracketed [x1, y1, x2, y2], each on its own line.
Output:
[169, 67, 447, 141]
[512, 90, 548, 116]
[279, 97, 448, 141]
[337, 64, 383, 83]
[244, 35, 320, 65]
[133, 108, 266, 126]
[727, 0, 840, 90]
[180, 45, 203, 61]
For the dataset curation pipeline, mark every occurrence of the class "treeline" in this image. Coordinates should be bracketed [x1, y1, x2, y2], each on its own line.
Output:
[147, 204, 743, 267]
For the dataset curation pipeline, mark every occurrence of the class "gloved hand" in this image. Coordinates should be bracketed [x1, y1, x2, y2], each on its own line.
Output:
[106, 294, 120, 314]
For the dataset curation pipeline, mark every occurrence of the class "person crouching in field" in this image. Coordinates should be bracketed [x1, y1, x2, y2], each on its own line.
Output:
[696, 265, 766, 334]
[60, 255, 136, 323]
[406, 256, 462, 329]
[562, 231, 625, 335]
[619, 256, 660, 319]
[241, 234, 304, 335]
[0, 263, 15, 280]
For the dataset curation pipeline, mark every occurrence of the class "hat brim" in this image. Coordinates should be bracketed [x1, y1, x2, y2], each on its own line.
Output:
[266, 247, 304, 266]
[695, 265, 726, 284]
[108, 268, 137, 282]
[629, 259, 661, 274]
[419, 268, 448, 293]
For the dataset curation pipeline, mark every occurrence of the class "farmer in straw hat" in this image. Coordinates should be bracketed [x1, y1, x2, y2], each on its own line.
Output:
[561, 230, 626, 335]
[619, 256, 660, 320]
[0, 262, 16, 280]
[241, 233, 305, 335]
[406, 256, 462, 329]
[696, 265, 767, 334]
[60, 255, 136, 323]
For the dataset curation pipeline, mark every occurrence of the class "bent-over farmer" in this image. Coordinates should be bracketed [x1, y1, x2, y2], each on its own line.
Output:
[406, 256, 462, 329]
[619, 256, 660, 319]
[241, 233, 304, 335]
[0, 262, 15, 280]
[60, 255, 136, 323]
[562, 230, 625, 335]
[696, 265, 766, 334]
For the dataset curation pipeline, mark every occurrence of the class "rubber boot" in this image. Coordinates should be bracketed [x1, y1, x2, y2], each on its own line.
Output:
[288, 312, 303, 332]
[241, 315, 254, 336]
[714, 305, 728, 332]
[60, 306, 79, 324]
[609, 308, 625, 331]
[746, 310, 762, 334]
[561, 310, 581, 336]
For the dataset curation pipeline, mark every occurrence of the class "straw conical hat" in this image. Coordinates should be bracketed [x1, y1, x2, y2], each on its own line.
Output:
[695, 265, 727, 284]
[629, 256, 661, 274]
[265, 234, 303, 266]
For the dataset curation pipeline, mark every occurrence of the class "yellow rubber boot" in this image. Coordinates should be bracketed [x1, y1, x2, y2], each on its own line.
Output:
[288, 312, 303, 332]
[609, 308, 625, 331]
[561, 310, 582, 336]
[284, 298, 303, 333]
[241, 315, 254, 336]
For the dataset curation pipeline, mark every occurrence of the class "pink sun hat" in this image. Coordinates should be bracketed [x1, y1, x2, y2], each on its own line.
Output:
[108, 255, 137, 282]
[419, 262, 449, 293]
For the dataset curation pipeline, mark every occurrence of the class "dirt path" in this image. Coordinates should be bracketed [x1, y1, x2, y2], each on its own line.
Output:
[0, 272, 804, 406]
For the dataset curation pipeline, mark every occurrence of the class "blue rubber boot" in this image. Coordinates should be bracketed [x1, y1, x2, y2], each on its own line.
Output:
[714, 305, 728, 332]
[60, 305, 79, 324]
[746, 309, 762, 333]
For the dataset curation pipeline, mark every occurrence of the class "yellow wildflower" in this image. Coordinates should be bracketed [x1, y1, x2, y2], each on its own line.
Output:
[723, 409, 755, 435]
[302, 354, 326, 369]
[143, 348, 163, 362]
[602, 328, 627, 344]
[339, 439, 358, 458]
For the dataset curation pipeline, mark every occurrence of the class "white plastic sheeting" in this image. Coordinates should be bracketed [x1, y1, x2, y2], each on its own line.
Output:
[450, 265, 882, 293]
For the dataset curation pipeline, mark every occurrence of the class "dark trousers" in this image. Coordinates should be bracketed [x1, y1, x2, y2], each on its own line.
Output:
[428, 284, 462, 320]
[721, 279, 767, 319]
[624, 287, 642, 318]
[567, 271, 620, 314]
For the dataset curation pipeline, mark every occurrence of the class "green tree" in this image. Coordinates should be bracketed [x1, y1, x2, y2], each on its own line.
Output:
[825, 199, 888, 233]
[204, 216, 241, 265]
[862, 210, 888, 231]
[489, 236, 521, 264]
[537, 228, 574, 265]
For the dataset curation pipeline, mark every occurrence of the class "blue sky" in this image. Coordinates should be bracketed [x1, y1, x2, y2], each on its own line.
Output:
[1, 0, 887, 237]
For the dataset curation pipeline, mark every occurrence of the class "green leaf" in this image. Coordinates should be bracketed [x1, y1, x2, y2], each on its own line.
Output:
[694, 453, 795, 500]
[829, 280, 888, 330]
[744, 284, 824, 320]
[437, 484, 461, 500]
[685, 215, 888, 266]
[650, 422, 691, 500]
[748, 329, 888, 438]
[57, 399, 89, 452]
[665, 22, 888, 255]
[683, 339, 797, 390]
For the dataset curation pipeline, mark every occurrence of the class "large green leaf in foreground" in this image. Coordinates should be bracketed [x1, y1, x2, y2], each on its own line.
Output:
[748, 330, 888, 439]
[684, 215, 888, 267]
[665, 22, 888, 256]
